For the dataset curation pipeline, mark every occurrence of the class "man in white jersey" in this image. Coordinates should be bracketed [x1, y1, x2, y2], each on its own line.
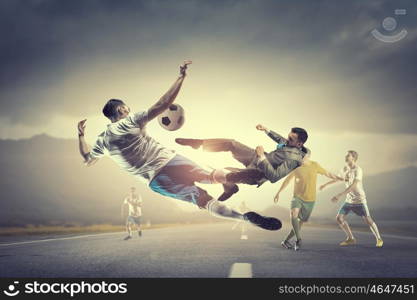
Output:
[77, 61, 281, 231]
[320, 150, 383, 247]
[121, 187, 143, 240]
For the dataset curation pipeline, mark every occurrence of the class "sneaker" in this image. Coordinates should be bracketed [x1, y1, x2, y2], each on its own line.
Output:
[244, 212, 282, 231]
[281, 240, 293, 250]
[218, 183, 239, 201]
[138, 230, 142, 237]
[294, 240, 302, 251]
[175, 138, 203, 149]
[376, 238, 383, 247]
[124, 235, 132, 241]
[340, 238, 356, 246]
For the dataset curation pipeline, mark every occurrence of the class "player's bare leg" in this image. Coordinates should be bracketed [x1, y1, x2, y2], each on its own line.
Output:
[363, 216, 383, 247]
[289, 208, 302, 250]
[124, 222, 132, 240]
[336, 214, 356, 246]
[137, 224, 142, 237]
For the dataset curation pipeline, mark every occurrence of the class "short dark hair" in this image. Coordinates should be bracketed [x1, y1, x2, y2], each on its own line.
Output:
[291, 127, 308, 144]
[102, 99, 125, 120]
[347, 150, 359, 161]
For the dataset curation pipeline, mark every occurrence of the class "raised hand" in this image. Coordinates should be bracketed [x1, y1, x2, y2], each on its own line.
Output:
[256, 124, 268, 132]
[77, 119, 87, 137]
[255, 145, 265, 157]
[274, 193, 280, 203]
[180, 60, 192, 77]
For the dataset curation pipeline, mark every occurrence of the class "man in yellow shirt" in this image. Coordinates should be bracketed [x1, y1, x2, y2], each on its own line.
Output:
[274, 153, 341, 250]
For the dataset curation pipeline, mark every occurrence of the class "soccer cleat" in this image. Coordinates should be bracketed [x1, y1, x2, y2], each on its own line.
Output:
[244, 212, 282, 231]
[124, 235, 132, 241]
[294, 239, 302, 251]
[339, 238, 356, 246]
[175, 138, 203, 149]
[376, 239, 383, 247]
[218, 184, 239, 201]
[281, 240, 293, 250]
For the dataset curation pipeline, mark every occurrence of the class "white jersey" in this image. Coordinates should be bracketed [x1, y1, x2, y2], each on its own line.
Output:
[124, 194, 142, 217]
[89, 111, 176, 183]
[341, 164, 367, 204]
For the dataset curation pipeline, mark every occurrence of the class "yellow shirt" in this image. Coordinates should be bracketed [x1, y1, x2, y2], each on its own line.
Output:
[292, 161, 327, 202]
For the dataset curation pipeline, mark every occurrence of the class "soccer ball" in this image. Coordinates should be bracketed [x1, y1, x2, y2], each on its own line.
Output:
[157, 104, 185, 131]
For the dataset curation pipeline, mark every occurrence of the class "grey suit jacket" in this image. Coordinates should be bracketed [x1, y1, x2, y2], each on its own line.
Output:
[255, 130, 309, 183]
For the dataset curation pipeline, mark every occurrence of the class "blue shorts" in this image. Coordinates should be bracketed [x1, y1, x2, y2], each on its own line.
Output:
[338, 202, 370, 217]
[149, 155, 212, 206]
[127, 216, 141, 225]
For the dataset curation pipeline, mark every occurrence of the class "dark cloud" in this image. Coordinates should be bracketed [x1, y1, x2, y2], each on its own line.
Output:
[0, 0, 416, 133]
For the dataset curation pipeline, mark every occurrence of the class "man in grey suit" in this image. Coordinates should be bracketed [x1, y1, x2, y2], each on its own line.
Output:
[176, 124, 309, 201]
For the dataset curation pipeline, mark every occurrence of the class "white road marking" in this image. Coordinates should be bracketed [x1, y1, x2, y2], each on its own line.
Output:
[0, 231, 124, 247]
[228, 263, 253, 278]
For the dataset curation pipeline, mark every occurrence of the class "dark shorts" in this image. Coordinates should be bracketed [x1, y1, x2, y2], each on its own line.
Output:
[127, 216, 141, 225]
[149, 154, 212, 206]
[338, 203, 370, 217]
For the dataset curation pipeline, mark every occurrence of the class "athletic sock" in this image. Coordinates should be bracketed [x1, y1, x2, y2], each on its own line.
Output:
[370, 222, 382, 240]
[207, 199, 245, 221]
[291, 217, 301, 241]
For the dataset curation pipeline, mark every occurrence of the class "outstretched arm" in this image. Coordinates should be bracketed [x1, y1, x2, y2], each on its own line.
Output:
[331, 179, 358, 203]
[78, 119, 89, 160]
[256, 124, 287, 144]
[319, 179, 340, 191]
[77, 119, 99, 166]
[146, 60, 192, 122]
[323, 171, 344, 181]
[274, 172, 295, 203]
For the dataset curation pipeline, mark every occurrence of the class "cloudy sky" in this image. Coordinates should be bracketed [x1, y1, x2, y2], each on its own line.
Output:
[1, 0, 416, 181]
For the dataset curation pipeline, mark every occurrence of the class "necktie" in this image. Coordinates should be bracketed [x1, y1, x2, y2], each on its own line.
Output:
[276, 142, 286, 150]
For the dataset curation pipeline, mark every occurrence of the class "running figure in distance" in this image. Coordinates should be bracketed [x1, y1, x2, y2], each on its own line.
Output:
[121, 187, 143, 240]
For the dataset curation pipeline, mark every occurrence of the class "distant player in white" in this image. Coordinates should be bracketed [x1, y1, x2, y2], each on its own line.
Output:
[77, 60, 281, 231]
[320, 150, 383, 247]
[121, 187, 143, 240]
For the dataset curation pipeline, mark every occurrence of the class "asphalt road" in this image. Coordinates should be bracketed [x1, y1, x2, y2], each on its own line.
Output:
[0, 223, 416, 278]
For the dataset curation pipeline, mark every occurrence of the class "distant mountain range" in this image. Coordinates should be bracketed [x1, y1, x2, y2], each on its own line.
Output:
[0, 134, 217, 226]
[0, 134, 416, 228]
